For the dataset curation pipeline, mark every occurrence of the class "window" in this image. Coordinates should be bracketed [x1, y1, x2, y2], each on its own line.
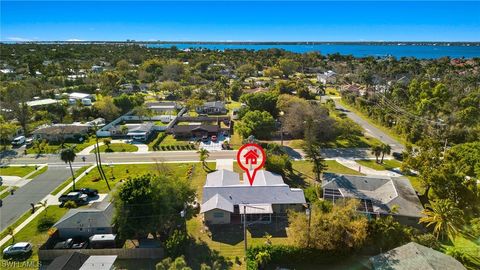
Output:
[213, 212, 224, 218]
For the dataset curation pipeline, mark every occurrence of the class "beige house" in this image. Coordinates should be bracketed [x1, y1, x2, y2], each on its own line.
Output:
[200, 170, 306, 225]
[32, 125, 90, 142]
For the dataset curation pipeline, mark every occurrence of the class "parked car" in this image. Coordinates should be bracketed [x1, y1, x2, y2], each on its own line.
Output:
[202, 135, 209, 142]
[3, 242, 32, 257]
[74, 188, 98, 197]
[58, 192, 88, 205]
[392, 152, 404, 161]
[53, 238, 74, 249]
[211, 135, 217, 142]
[25, 138, 34, 146]
[71, 241, 88, 249]
[11, 136, 26, 146]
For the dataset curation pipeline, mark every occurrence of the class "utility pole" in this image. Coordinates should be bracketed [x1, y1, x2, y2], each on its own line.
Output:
[243, 204, 247, 253]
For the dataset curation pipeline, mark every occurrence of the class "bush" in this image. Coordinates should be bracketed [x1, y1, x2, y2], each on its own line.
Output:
[413, 233, 441, 250]
[63, 200, 78, 209]
[37, 215, 55, 232]
[165, 230, 188, 258]
[152, 132, 167, 151]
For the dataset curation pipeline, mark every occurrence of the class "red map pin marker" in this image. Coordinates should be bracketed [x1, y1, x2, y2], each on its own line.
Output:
[236, 143, 266, 186]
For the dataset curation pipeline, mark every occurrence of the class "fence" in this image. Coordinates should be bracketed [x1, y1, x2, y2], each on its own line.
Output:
[39, 247, 164, 261]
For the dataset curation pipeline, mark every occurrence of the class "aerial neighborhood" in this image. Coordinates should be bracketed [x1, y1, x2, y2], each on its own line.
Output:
[0, 41, 479, 270]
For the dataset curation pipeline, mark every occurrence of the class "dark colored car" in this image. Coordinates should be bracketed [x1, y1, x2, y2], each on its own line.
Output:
[75, 188, 98, 197]
[392, 152, 404, 161]
[202, 135, 209, 142]
[53, 238, 74, 249]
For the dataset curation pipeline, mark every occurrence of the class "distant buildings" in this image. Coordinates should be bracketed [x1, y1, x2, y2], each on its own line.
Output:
[196, 101, 227, 115]
[200, 170, 306, 225]
[26, 98, 59, 108]
[317, 70, 337, 85]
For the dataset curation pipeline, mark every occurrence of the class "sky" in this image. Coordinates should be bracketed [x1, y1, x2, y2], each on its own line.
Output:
[1, 1, 479, 42]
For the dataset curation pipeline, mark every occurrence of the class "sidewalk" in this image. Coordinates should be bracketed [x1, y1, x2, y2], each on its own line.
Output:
[0, 164, 96, 247]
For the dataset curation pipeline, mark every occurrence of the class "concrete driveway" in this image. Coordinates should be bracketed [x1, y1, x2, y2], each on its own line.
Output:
[0, 165, 77, 231]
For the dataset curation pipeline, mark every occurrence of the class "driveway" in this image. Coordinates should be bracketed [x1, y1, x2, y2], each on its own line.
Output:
[0, 165, 78, 231]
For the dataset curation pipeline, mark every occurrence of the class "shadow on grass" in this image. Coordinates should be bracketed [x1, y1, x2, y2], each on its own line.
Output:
[186, 238, 233, 270]
[248, 219, 288, 238]
[208, 224, 244, 245]
[285, 169, 313, 188]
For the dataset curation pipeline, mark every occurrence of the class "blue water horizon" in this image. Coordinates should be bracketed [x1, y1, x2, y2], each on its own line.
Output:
[147, 43, 480, 59]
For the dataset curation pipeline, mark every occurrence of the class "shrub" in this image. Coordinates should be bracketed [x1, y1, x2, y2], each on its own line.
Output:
[37, 215, 55, 232]
[63, 201, 78, 209]
[165, 230, 188, 258]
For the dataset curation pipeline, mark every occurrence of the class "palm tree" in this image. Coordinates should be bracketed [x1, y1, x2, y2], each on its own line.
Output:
[371, 145, 383, 163]
[197, 148, 210, 172]
[103, 138, 112, 150]
[60, 147, 77, 191]
[93, 123, 110, 191]
[380, 143, 392, 163]
[420, 199, 464, 240]
[303, 142, 327, 183]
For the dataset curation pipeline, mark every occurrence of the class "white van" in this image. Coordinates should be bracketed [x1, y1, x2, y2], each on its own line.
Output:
[11, 136, 26, 146]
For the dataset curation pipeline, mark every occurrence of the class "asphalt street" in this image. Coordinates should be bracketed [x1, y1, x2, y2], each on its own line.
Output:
[0, 166, 77, 231]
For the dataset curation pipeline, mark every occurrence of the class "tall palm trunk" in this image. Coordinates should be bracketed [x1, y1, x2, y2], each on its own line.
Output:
[381, 152, 385, 163]
[95, 138, 111, 191]
[68, 160, 76, 191]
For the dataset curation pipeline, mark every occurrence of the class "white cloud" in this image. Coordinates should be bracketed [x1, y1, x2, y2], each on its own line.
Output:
[66, 39, 85, 42]
[7, 37, 32, 42]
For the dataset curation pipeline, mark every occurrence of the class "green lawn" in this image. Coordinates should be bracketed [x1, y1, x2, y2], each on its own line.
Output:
[26, 137, 98, 154]
[226, 101, 242, 111]
[407, 175, 425, 194]
[51, 166, 90, 195]
[0, 166, 36, 177]
[90, 143, 138, 153]
[0, 187, 17, 200]
[27, 166, 48, 179]
[71, 162, 215, 194]
[292, 160, 364, 183]
[160, 134, 193, 147]
[355, 159, 402, 171]
[0, 206, 68, 269]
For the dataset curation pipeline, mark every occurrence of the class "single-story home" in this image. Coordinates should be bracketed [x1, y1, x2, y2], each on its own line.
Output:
[322, 174, 424, 226]
[172, 124, 221, 138]
[145, 101, 181, 113]
[26, 98, 59, 108]
[196, 101, 227, 115]
[201, 170, 306, 224]
[32, 124, 90, 142]
[46, 252, 117, 270]
[68, 92, 95, 101]
[369, 242, 466, 270]
[317, 70, 337, 85]
[125, 122, 154, 141]
[53, 200, 114, 239]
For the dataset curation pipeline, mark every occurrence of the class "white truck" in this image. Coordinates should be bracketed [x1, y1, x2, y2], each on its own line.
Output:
[11, 136, 26, 146]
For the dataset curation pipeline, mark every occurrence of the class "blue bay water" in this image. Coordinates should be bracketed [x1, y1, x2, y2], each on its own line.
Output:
[148, 43, 480, 59]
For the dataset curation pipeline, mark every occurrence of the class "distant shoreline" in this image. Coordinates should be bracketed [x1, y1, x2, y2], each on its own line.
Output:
[1, 41, 480, 46]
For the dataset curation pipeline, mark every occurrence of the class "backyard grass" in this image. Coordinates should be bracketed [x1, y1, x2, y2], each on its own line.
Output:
[51, 166, 90, 195]
[90, 143, 138, 153]
[0, 166, 36, 177]
[355, 159, 402, 171]
[407, 175, 425, 194]
[0, 206, 68, 269]
[71, 162, 215, 195]
[226, 101, 242, 111]
[229, 132, 243, 150]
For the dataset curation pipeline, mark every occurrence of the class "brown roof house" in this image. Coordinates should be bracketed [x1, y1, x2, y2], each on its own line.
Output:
[32, 124, 90, 143]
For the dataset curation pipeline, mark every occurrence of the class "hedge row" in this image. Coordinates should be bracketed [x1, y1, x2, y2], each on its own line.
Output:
[151, 133, 167, 150]
[159, 144, 196, 151]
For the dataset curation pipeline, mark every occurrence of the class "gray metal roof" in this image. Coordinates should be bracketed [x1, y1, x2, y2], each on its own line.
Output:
[203, 101, 225, 108]
[201, 170, 306, 212]
[200, 194, 234, 213]
[53, 201, 114, 229]
[323, 174, 423, 217]
[370, 242, 466, 270]
[79, 255, 117, 270]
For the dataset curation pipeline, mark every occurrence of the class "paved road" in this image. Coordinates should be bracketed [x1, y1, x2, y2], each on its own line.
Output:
[0, 166, 76, 231]
[329, 97, 404, 151]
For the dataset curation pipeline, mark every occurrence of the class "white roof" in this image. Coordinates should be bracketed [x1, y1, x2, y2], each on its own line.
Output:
[241, 170, 286, 186]
[80, 255, 117, 270]
[26, 98, 59, 107]
[89, 234, 116, 241]
[200, 194, 233, 213]
[239, 204, 273, 214]
[205, 169, 240, 187]
[69, 92, 91, 99]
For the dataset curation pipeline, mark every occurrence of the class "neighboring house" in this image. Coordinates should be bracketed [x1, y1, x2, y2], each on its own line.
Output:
[53, 201, 114, 239]
[196, 101, 227, 115]
[46, 252, 90, 270]
[317, 70, 337, 85]
[342, 84, 367, 96]
[91, 65, 104, 73]
[201, 170, 306, 224]
[172, 124, 221, 138]
[0, 68, 15, 74]
[119, 83, 135, 94]
[25, 98, 60, 108]
[145, 101, 181, 113]
[125, 122, 154, 141]
[369, 242, 466, 270]
[68, 92, 95, 101]
[46, 252, 117, 270]
[79, 255, 117, 270]
[32, 124, 90, 142]
[322, 174, 423, 226]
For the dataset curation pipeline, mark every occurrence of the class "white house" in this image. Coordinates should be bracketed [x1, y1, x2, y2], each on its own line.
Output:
[201, 170, 306, 225]
[317, 70, 337, 85]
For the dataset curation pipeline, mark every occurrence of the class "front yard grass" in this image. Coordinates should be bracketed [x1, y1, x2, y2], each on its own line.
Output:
[71, 162, 215, 194]
[355, 159, 402, 171]
[90, 143, 138, 153]
[292, 160, 364, 184]
[51, 166, 90, 195]
[0, 166, 36, 177]
[27, 166, 48, 179]
[160, 134, 192, 147]
[26, 137, 98, 154]
[0, 206, 67, 269]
